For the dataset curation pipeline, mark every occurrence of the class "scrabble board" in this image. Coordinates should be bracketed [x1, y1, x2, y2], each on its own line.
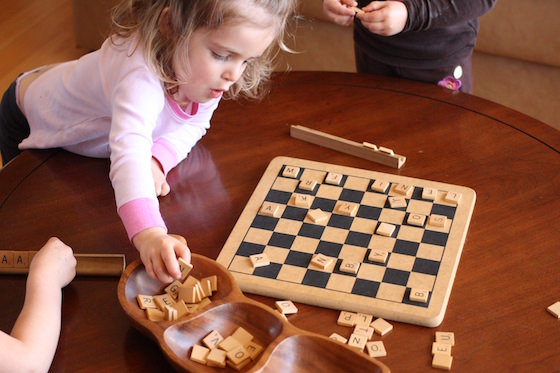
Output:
[216, 157, 476, 327]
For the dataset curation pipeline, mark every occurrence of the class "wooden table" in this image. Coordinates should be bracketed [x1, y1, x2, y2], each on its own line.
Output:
[1, 72, 559, 371]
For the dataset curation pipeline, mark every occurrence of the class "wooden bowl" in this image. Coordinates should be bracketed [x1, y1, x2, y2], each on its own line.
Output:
[118, 254, 390, 372]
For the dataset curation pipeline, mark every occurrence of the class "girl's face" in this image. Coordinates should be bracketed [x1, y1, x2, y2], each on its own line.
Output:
[173, 16, 277, 108]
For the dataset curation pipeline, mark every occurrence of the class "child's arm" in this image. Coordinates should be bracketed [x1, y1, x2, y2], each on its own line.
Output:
[133, 227, 191, 283]
[150, 98, 218, 178]
[0, 237, 76, 372]
[359, 0, 497, 34]
[151, 157, 170, 197]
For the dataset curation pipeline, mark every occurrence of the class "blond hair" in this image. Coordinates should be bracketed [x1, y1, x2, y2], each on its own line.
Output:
[110, 0, 296, 101]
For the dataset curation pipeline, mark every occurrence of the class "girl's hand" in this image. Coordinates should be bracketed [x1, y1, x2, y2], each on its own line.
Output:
[357, 1, 408, 36]
[29, 237, 76, 288]
[323, 0, 359, 27]
[151, 158, 170, 197]
[133, 227, 191, 283]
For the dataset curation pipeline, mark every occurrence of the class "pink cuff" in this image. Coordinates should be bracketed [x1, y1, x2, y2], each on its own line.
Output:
[152, 139, 178, 176]
[118, 198, 167, 240]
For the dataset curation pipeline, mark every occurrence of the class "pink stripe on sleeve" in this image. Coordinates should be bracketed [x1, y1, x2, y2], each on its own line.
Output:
[118, 198, 167, 240]
[152, 139, 178, 175]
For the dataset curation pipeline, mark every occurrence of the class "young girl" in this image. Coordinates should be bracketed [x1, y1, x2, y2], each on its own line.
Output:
[0, 238, 76, 372]
[0, 0, 296, 283]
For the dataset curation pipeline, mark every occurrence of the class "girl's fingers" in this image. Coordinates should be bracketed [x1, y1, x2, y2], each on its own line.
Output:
[161, 245, 181, 280]
[160, 181, 170, 196]
[175, 244, 191, 264]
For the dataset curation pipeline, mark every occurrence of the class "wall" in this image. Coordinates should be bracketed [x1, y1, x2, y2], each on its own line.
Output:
[275, 1, 560, 130]
[72, 0, 560, 130]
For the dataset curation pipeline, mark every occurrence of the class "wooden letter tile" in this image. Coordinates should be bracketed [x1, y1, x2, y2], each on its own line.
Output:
[200, 278, 213, 297]
[153, 293, 175, 310]
[171, 300, 190, 318]
[355, 313, 374, 326]
[307, 208, 328, 224]
[428, 214, 447, 228]
[422, 187, 437, 200]
[329, 333, 348, 344]
[202, 330, 225, 349]
[432, 342, 452, 355]
[368, 249, 389, 264]
[339, 259, 360, 274]
[190, 345, 210, 364]
[206, 348, 227, 368]
[145, 308, 164, 321]
[14, 252, 29, 268]
[178, 285, 197, 304]
[407, 213, 426, 227]
[226, 345, 250, 365]
[178, 257, 193, 281]
[432, 354, 453, 370]
[353, 324, 374, 340]
[294, 193, 312, 208]
[394, 183, 414, 197]
[547, 301, 560, 318]
[207, 275, 218, 292]
[370, 318, 393, 336]
[137, 294, 157, 310]
[325, 172, 343, 185]
[376, 222, 396, 237]
[218, 336, 242, 352]
[299, 178, 317, 191]
[282, 166, 300, 179]
[366, 341, 387, 358]
[347, 333, 368, 351]
[164, 280, 183, 300]
[245, 340, 264, 360]
[197, 297, 212, 309]
[259, 202, 280, 217]
[199, 275, 218, 292]
[362, 141, 378, 150]
[378, 146, 394, 156]
[232, 327, 254, 345]
[388, 196, 407, 209]
[164, 305, 178, 321]
[337, 311, 357, 327]
[310, 253, 333, 269]
[444, 191, 462, 205]
[275, 300, 298, 314]
[371, 179, 389, 193]
[249, 253, 270, 268]
[435, 332, 455, 346]
[409, 289, 430, 303]
[335, 201, 359, 217]
[0, 251, 14, 267]
[282, 166, 300, 178]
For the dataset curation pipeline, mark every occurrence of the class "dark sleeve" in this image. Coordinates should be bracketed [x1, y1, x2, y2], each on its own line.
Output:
[401, 0, 497, 32]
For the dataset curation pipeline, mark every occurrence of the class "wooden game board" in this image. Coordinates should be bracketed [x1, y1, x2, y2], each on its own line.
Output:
[217, 157, 476, 327]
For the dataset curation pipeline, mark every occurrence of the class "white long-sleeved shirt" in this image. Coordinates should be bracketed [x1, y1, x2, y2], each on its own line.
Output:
[19, 37, 220, 239]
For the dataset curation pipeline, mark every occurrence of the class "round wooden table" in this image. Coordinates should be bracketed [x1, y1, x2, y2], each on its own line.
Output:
[1, 72, 559, 371]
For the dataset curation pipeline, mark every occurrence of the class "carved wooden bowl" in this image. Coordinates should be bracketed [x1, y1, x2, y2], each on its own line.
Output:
[117, 254, 390, 372]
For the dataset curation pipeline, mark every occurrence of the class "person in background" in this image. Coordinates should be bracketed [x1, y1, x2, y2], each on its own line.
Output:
[322, 0, 496, 93]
